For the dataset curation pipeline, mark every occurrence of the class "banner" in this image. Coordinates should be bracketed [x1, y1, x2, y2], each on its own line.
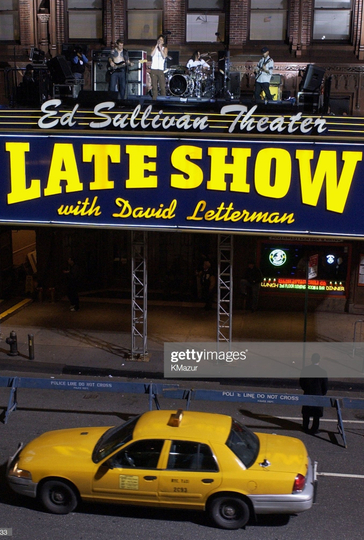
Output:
[1, 133, 364, 237]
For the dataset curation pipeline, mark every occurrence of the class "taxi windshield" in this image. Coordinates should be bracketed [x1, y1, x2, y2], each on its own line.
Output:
[92, 416, 139, 463]
[225, 419, 260, 469]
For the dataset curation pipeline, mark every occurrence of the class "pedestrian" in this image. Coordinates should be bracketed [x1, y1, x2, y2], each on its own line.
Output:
[299, 353, 328, 435]
[240, 260, 263, 312]
[254, 46, 274, 103]
[199, 259, 216, 310]
[63, 257, 80, 312]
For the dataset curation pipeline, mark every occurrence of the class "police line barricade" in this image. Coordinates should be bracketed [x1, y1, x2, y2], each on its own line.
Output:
[161, 387, 359, 448]
[0, 376, 179, 425]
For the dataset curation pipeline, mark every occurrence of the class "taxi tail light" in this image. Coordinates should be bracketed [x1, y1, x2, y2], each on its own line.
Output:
[292, 473, 306, 493]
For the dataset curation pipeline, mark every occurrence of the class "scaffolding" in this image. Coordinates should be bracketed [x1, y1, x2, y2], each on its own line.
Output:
[217, 234, 233, 343]
[131, 231, 148, 359]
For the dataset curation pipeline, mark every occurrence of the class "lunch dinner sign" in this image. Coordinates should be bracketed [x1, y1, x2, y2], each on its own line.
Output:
[0, 99, 364, 238]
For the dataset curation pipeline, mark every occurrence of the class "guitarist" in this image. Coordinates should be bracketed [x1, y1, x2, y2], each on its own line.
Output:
[254, 46, 274, 103]
[108, 39, 133, 99]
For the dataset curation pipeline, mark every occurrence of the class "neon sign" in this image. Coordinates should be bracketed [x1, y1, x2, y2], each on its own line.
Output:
[269, 249, 287, 266]
[261, 277, 345, 294]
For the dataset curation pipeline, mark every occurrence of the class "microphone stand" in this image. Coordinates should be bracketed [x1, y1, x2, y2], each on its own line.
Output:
[215, 32, 232, 100]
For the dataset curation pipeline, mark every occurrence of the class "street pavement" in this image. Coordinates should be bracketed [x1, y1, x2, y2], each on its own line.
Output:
[0, 294, 364, 390]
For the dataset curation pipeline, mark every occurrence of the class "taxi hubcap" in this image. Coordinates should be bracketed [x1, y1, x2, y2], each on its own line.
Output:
[223, 504, 236, 518]
[52, 490, 65, 503]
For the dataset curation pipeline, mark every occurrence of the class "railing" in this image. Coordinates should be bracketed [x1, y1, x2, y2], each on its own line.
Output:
[2, 375, 364, 448]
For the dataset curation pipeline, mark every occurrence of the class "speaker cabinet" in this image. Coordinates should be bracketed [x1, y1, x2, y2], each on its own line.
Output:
[127, 50, 147, 96]
[48, 56, 74, 84]
[166, 51, 180, 68]
[92, 49, 111, 91]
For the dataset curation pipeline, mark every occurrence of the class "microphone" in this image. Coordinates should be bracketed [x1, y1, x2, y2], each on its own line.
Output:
[164, 31, 172, 35]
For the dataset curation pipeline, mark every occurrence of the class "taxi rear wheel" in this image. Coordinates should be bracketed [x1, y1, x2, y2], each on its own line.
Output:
[208, 495, 250, 529]
[40, 479, 78, 514]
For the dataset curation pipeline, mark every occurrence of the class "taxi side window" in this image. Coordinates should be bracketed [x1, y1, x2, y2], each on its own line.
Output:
[167, 441, 218, 472]
[110, 439, 164, 469]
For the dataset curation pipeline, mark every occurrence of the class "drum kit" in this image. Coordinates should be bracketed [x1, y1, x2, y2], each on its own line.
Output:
[164, 52, 219, 99]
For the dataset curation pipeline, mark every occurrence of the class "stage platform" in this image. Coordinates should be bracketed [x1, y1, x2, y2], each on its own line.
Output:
[76, 91, 301, 114]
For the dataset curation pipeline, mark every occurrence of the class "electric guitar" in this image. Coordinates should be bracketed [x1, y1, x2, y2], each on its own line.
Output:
[108, 59, 147, 75]
[255, 57, 271, 80]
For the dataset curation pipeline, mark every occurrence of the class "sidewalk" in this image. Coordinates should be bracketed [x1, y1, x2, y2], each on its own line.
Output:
[0, 295, 363, 386]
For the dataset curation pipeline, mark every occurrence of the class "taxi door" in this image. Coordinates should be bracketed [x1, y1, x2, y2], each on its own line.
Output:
[92, 439, 164, 503]
[158, 440, 222, 508]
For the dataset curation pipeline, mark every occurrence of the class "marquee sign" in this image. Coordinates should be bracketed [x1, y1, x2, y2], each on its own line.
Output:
[0, 100, 364, 237]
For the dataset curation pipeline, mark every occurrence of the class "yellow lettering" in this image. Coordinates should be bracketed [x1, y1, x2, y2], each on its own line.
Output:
[112, 198, 176, 219]
[6, 142, 41, 204]
[255, 148, 291, 199]
[125, 145, 157, 188]
[186, 200, 206, 220]
[44, 144, 83, 196]
[83, 144, 120, 190]
[113, 198, 132, 217]
[57, 196, 101, 216]
[207, 147, 251, 192]
[170, 146, 203, 189]
[296, 150, 362, 213]
[187, 201, 295, 224]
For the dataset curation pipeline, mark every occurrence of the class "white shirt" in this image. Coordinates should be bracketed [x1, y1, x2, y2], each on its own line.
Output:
[256, 55, 274, 84]
[151, 47, 166, 71]
[187, 58, 209, 70]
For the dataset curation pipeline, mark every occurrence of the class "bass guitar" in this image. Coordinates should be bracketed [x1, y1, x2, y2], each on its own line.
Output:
[107, 61, 126, 75]
[108, 58, 147, 75]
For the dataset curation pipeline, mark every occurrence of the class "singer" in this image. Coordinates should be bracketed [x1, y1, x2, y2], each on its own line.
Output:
[150, 35, 168, 100]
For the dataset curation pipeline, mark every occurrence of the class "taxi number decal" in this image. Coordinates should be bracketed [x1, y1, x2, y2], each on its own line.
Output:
[119, 475, 139, 490]
[173, 487, 188, 493]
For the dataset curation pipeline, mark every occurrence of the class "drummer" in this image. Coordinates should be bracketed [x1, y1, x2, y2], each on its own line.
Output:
[186, 51, 210, 72]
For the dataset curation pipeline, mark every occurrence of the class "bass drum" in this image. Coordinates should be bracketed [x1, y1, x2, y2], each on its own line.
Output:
[169, 74, 194, 97]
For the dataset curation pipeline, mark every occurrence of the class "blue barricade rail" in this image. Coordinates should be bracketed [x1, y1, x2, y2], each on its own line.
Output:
[161, 388, 364, 449]
[2, 376, 364, 448]
[0, 376, 179, 424]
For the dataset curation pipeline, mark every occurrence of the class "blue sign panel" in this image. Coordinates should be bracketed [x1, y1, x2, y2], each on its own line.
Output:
[0, 132, 363, 237]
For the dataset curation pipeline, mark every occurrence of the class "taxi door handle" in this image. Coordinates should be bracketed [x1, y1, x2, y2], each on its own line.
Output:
[144, 475, 157, 481]
[201, 479, 214, 483]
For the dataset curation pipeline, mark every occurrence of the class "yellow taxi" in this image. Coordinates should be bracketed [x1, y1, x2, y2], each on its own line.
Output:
[7, 409, 315, 529]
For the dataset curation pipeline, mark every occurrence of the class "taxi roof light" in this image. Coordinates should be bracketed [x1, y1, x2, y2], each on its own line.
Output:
[168, 409, 184, 427]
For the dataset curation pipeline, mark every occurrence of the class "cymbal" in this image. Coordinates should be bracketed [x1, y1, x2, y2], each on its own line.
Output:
[208, 51, 217, 55]
[200, 53, 209, 57]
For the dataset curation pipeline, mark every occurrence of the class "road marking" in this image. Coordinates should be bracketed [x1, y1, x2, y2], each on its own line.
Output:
[0, 298, 32, 321]
[318, 472, 364, 479]
[277, 416, 364, 424]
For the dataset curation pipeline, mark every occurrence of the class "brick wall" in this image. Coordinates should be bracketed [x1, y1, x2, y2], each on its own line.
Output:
[19, 0, 32, 47]
[230, 0, 246, 48]
[165, 0, 185, 46]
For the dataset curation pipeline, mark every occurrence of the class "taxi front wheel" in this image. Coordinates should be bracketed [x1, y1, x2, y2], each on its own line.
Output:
[208, 495, 250, 529]
[39, 479, 78, 514]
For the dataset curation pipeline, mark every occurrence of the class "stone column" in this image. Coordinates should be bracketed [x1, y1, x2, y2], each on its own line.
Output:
[37, 12, 50, 55]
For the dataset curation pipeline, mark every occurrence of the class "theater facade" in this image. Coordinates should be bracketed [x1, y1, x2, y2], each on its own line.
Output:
[2, 0, 364, 329]
[0, 99, 364, 318]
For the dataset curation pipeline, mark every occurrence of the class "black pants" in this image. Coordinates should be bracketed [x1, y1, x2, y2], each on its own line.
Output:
[67, 283, 79, 311]
[302, 405, 323, 434]
[255, 81, 273, 102]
